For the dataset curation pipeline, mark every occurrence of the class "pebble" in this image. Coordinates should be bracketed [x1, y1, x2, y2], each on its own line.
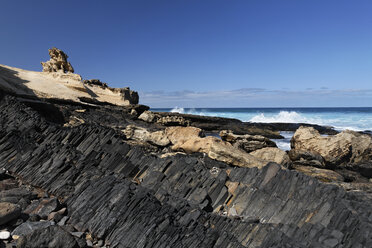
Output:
[86, 240, 93, 247]
[97, 240, 104, 246]
[0, 231, 11, 240]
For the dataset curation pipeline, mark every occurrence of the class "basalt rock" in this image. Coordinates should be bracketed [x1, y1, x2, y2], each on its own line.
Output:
[16, 225, 79, 248]
[41, 47, 74, 73]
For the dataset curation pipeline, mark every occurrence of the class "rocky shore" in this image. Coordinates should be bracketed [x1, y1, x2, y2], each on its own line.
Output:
[0, 49, 372, 247]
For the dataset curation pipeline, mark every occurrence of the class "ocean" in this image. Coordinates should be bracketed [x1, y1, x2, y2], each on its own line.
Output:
[151, 107, 372, 150]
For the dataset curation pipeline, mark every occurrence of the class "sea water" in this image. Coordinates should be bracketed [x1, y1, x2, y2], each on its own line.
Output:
[152, 107, 372, 150]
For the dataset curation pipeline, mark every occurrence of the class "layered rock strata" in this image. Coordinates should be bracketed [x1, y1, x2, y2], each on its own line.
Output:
[1, 93, 372, 247]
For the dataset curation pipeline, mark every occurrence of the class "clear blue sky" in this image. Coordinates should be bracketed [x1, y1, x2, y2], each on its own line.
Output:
[1, 0, 372, 107]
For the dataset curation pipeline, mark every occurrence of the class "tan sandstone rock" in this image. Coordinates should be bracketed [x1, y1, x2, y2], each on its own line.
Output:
[291, 126, 372, 166]
[294, 166, 344, 183]
[165, 126, 204, 145]
[250, 147, 291, 167]
[220, 130, 277, 153]
[41, 47, 74, 73]
[123, 125, 170, 147]
[171, 135, 267, 169]
[138, 110, 158, 123]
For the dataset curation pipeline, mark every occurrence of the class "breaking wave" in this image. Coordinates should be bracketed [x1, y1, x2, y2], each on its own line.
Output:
[249, 111, 318, 124]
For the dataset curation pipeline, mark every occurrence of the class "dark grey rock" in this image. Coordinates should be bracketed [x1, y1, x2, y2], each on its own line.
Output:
[11, 221, 53, 237]
[16, 225, 79, 248]
[0, 202, 21, 225]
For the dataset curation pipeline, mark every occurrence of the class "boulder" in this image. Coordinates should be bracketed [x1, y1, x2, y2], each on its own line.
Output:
[12, 221, 54, 237]
[220, 130, 277, 153]
[16, 226, 79, 248]
[250, 147, 291, 168]
[291, 126, 372, 166]
[138, 110, 157, 123]
[41, 47, 74, 73]
[0, 202, 21, 225]
[288, 149, 325, 168]
[171, 136, 267, 169]
[123, 125, 170, 147]
[165, 126, 204, 145]
[294, 166, 344, 183]
[24, 198, 60, 219]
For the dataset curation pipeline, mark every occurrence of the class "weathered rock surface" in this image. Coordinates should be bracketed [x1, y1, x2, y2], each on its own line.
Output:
[294, 166, 344, 183]
[12, 221, 54, 237]
[41, 47, 74, 73]
[123, 125, 170, 146]
[165, 126, 204, 145]
[291, 126, 372, 166]
[220, 130, 277, 152]
[250, 147, 291, 167]
[0, 92, 372, 247]
[170, 134, 267, 169]
[288, 149, 326, 168]
[16, 226, 79, 248]
[0, 202, 21, 225]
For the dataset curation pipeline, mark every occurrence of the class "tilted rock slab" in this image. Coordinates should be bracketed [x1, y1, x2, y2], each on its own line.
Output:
[1, 94, 372, 247]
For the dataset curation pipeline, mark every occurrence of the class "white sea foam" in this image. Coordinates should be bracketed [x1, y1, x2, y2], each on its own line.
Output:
[249, 111, 317, 123]
[170, 107, 185, 113]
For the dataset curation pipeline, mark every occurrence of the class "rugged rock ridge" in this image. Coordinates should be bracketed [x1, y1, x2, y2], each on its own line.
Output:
[0, 92, 372, 247]
[0, 48, 139, 106]
[41, 47, 74, 73]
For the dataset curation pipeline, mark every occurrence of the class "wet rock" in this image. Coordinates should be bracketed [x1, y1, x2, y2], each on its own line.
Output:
[220, 130, 277, 152]
[16, 226, 79, 248]
[12, 221, 54, 237]
[250, 147, 291, 167]
[0, 203, 21, 225]
[291, 126, 372, 166]
[41, 47, 74, 73]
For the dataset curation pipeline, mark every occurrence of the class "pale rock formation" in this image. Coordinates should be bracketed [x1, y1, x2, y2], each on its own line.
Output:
[250, 147, 291, 168]
[138, 110, 157, 123]
[291, 126, 372, 166]
[165, 126, 204, 145]
[220, 130, 277, 153]
[41, 47, 74, 73]
[294, 166, 344, 183]
[123, 125, 170, 147]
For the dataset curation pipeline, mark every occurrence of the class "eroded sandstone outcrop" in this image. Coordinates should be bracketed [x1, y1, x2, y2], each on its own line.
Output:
[250, 147, 291, 168]
[220, 130, 277, 153]
[41, 47, 74, 73]
[291, 126, 372, 166]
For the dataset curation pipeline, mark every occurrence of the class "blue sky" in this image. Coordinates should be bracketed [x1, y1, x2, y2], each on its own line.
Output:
[1, 0, 372, 107]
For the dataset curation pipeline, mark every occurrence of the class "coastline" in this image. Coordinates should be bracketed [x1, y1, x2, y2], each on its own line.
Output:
[1, 59, 372, 247]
